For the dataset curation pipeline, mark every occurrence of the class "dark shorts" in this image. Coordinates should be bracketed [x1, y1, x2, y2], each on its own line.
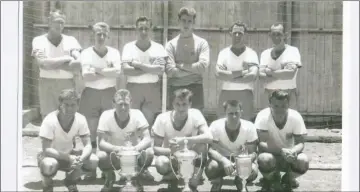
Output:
[38, 78, 75, 117]
[79, 87, 116, 118]
[126, 82, 161, 113]
[217, 89, 255, 120]
[168, 83, 204, 111]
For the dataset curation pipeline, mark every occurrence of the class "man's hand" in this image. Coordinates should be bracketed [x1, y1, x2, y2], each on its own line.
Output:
[169, 137, 186, 146]
[281, 148, 297, 163]
[265, 67, 274, 76]
[222, 158, 235, 176]
[131, 60, 143, 69]
[153, 57, 167, 66]
[113, 146, 125, 154]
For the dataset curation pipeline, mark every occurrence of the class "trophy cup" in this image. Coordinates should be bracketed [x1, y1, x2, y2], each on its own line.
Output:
[232, 145, 252, 192]
[110, 132, 147, 192]
[170, 139, 203, 192]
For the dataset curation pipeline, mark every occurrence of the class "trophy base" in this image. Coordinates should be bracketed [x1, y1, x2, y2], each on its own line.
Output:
[120, 184, 138, 192]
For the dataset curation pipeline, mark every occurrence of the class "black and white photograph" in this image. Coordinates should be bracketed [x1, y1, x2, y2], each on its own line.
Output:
[0, 1, 358, 192]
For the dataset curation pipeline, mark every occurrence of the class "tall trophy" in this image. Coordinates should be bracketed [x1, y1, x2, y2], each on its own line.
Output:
[110, 132, 147, 192]
[233, 145, 252, 192]
[170, 139, 203, 192]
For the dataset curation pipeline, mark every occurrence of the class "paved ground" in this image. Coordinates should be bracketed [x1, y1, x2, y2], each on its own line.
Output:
[21, 136, 342, 191]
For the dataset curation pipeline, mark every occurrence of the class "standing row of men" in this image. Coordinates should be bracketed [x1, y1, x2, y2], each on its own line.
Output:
[38, 88, 309, 192]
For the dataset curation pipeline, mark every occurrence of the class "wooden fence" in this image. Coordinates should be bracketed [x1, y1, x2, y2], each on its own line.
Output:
[23, 1, 342, 116]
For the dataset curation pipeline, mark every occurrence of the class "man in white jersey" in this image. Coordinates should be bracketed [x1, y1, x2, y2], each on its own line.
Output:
[31, 9, 82, 120]
[96, 89, 154, 192]
[37, 89, 99, 192]
[122, 16, 167, 126]
[259, 23, 302, 109]
[215, 21, 259, 121]
[255, 90, 309, 191]
[79, 22, 121, 179]
[205, 100, 259, 192]
[165, 7, 210, 111]
[152, 89, 213, 192]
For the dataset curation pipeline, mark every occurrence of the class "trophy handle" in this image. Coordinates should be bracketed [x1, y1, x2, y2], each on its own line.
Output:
[135, 150, 148, 177]
[194, 153, 203, 178]
[109, 151, 122, 177]
[169, 153, 180, 180]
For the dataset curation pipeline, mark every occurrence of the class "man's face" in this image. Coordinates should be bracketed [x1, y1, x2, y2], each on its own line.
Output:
[173, 97, 191, 117]
[179, 14, 195, 34]
[49, 17, 65, 35]
[225, 105, 242, 129]
[136, 21, 151, 41]
[269, 25, 285, 45]
[94, 29, 108, 46]
[59, 99, 78, 117]
[114, 96, 131, 117]
[270, 98, 289, 121]
[231, 25, 245, 46]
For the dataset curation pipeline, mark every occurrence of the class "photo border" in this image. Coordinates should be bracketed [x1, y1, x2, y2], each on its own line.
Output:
[0, 1, 358, 191]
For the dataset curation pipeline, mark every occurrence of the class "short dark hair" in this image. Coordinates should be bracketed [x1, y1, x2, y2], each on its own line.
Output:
[49, 9, 66, 20]
[269, 90, 289, 103]
[229, 21, 247, 33]
[173, 89, 193, 103]
[223, 100, 243, 111]
[58, 89, 79, 103]
[270, 23, 285, 33]
[136, 16, 152, 27]
[113, 89, 131, 104]
[178, 7, 196, 20]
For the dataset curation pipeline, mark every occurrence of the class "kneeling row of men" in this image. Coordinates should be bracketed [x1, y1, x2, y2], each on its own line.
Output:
[38, 88, 309, 192]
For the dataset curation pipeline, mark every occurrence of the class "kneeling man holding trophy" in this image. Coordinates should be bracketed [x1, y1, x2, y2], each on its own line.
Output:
[152, 89, 213, 192]
[205, 100, 259, 192]
[96, 89, 154, 192]
[255, 90, 309, 191]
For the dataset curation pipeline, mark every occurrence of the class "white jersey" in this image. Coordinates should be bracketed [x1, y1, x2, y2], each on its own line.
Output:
[217, 46, 259, 90]
[80, 46, 121, 90]
[31, 34, 82, 79]
[255, 108, 307, 150]
[97, 109, 149, 146]
[210, 118, 258, 156]
[260, 45, 302, 90]
[152, 108, 207, 148]
[122, 41, 167, 83]
[39, 111, 90, 154]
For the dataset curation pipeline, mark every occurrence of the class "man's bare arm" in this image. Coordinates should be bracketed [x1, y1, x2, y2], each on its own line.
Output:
[122, 62, 147, 76]
[208, 146, 229, 165]
[96, 67, 121, 78]
[215, 64, 244, 81]
[246, 139, 259, 162]
[153, 133, 171, 156]
[266, 62, 299, 80]
[34, 51, 73, 70]
[41, 137, 72, 162]
[134, 128, 152, 151]
[82, 65, 104, 81]
[79, 134, 92, 162]
[185, 124, 214, 146]
[234, 65, 259, 83]
[132, 60, 165, 75]
[98, 132, 118, 153]
[290, 134, 305, 154]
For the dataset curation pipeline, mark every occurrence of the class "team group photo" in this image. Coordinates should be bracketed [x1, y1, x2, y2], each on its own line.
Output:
[21, 1, 343, 192]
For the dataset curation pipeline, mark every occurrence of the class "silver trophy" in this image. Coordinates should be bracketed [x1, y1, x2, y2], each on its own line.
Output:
[170, 139, 203, 192]
[110, 132, 147, 192]
[231, 145, 252, 192]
